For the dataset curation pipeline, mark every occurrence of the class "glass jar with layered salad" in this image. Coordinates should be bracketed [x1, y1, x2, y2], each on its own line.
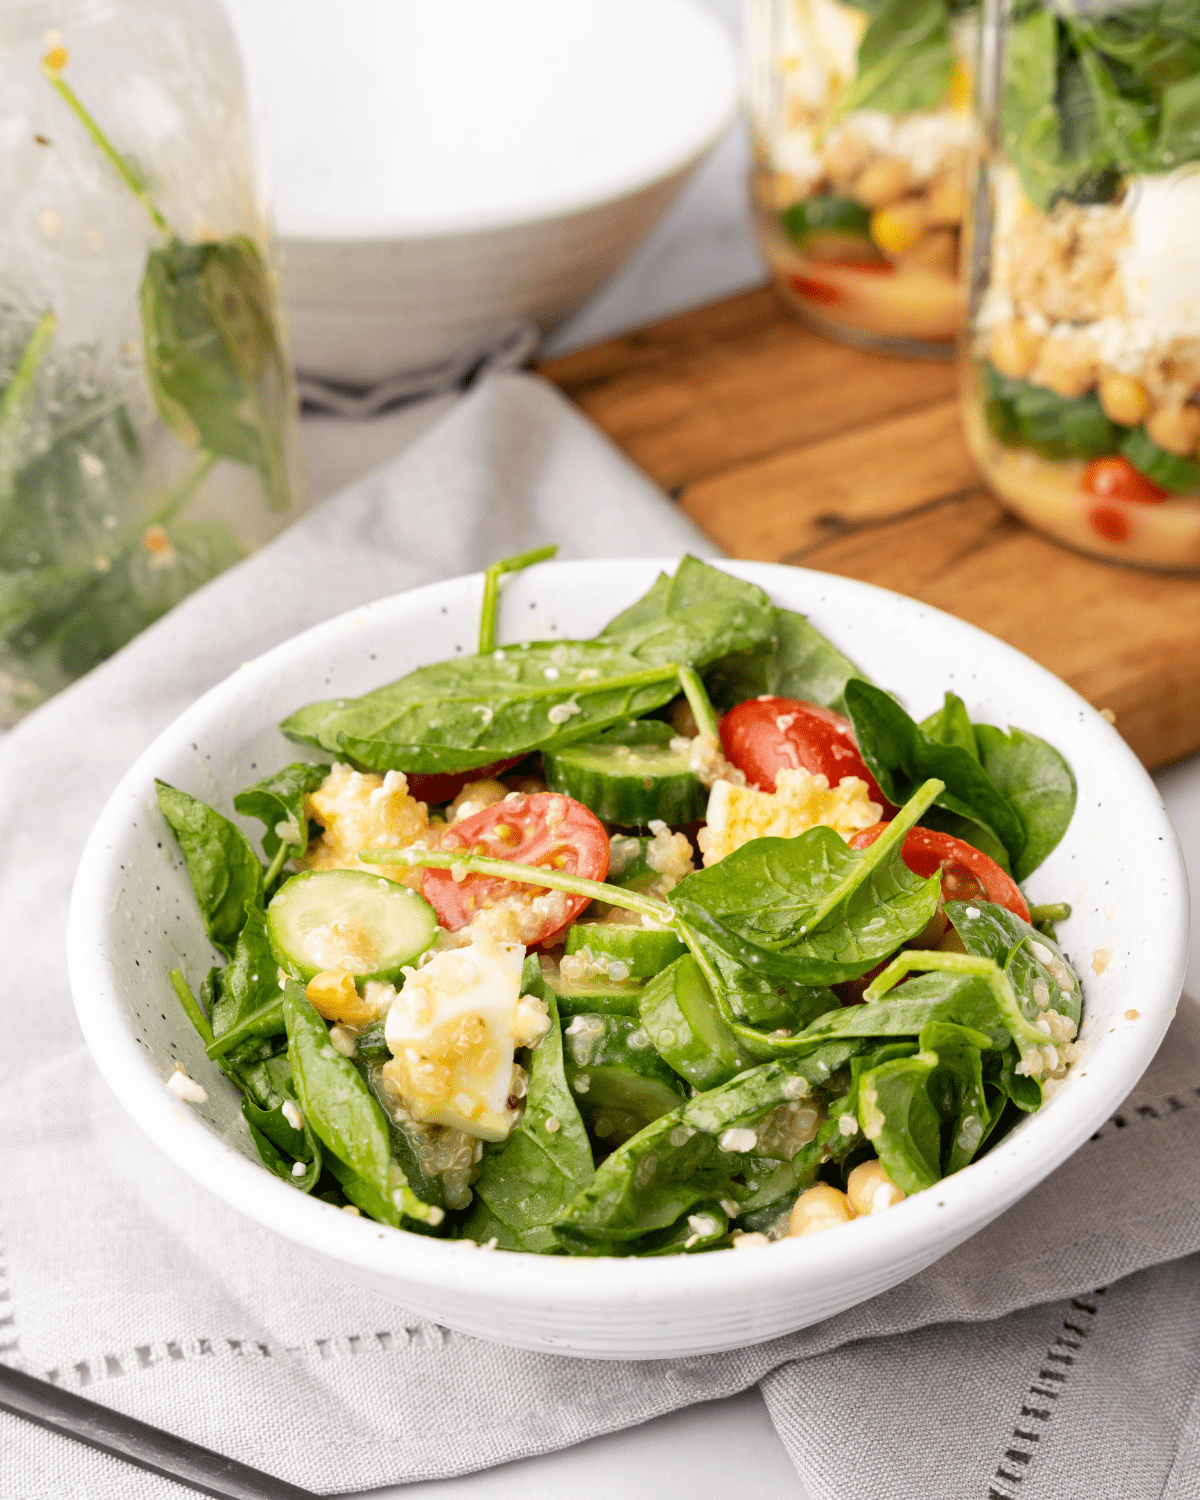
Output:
[745, 0, 977, 354]
[0, 0, 307, 722]
[965, 0, 1200, 569]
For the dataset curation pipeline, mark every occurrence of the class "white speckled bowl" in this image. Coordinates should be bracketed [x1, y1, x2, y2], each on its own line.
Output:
[68, 561, 1188, 1358]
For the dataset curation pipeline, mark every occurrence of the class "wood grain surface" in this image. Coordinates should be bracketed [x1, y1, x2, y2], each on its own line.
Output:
[541, 286, 1200, 772]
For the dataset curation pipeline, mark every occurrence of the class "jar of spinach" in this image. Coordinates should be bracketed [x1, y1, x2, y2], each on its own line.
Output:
[964, 0, 1200, 569]
[0, 0, 307, 721]
[744, 0, 976, 355]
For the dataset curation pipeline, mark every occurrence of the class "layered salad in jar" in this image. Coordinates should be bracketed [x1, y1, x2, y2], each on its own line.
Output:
[966, 1, 1200, 567]
[748, 0, 976, 350]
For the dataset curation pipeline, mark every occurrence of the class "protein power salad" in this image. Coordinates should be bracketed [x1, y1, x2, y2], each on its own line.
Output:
[160, 552, 1081, 1256]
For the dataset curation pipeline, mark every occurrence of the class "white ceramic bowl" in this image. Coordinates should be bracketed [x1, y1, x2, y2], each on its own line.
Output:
[227, 0, 738, 385]
[69, 560, 1188, 1358]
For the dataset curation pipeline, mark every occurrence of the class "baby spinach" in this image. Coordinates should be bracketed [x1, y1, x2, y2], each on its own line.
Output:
[705, 607, 870, 717]
[242, 1095, 322, 1194]
[834, 0, 954, 119]
[670, 780, 943, 986]
[156, 780, 264, 958]
[597, 555, 776, 670]
[946, 899, 1082, 1028]
[845, 681, 1027, 871]
[559, 1012, 686, 1142]
[282, 980, 392, 1202]
[234, 761, 330, 884]
[639, 953, 757, 1090]
[462, 959, 594, 1251]
[209, 905, 282, 1041]
[973, 725, 1075, 882]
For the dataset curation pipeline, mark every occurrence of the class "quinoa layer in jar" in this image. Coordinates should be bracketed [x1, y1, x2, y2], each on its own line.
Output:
[746, 0, 975, 354]
[965, 0, 1200, 570]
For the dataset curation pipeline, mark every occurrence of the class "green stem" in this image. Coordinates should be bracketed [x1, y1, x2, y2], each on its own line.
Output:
[43, 64, 172, 236]
[452, 662, 684, 705]
[147, 449, 216, 527]
[677, 666, 720, 740]
[1028, 902, 1071, 925]
[478, 545, 558, 653]
[358, 846, 673, 924]
[169, 967, 214, 1047]
[0, 310, 57, 436]
[263, 841, 291, 891]
[206, 996, 285, 1059]
[862, 949, 1047, 1051]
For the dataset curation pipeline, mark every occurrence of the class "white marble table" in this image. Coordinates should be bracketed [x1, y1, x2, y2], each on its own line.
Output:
[304, 1, 1200, 1489]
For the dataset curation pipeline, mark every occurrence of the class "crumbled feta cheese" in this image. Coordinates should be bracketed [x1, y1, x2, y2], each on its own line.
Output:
[718, 1127, 758, 1154]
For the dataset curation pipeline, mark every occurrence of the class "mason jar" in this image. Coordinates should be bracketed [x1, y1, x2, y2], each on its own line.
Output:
[963, 0, 1200, 570]
[0, 0, 307, 722]
[745, 0, 976, 355]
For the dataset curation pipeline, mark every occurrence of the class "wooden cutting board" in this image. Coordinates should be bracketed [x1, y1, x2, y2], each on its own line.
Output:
[541, 285, 1199, 772]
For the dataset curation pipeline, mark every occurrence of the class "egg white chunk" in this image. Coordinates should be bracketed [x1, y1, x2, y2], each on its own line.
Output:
[383, 932, 549, 1141]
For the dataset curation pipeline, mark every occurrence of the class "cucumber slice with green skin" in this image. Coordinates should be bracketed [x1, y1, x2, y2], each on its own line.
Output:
[267, 869, 437, 984]
[640, 953, 755, 1090]
[565, 921, 687, 980]
[781, 194, 872, 247]
[1120, 426, 1200, 493]
[563, 1013, 687, 1145]
[552, 971, 645, 1017]
[543, 742, 705, 826]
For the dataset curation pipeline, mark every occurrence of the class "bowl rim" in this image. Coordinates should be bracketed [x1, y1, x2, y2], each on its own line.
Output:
[68, 559, 1189, 1314]
[270, 0, 739, 244]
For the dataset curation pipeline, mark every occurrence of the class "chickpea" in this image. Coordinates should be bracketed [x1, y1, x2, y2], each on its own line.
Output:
[846, 1159, 906, 1217]
[448, 778, 509, 822]
[306, 969, 376, 1026]
[854, 157, 913, 209]
[870, 201, 926, 256]
[989, 321, 1041, 380]
[900, 229, 958, 276]
[1146, 403, 1200, 457]
[1098, 373, 1149, 427]
[670, 698, 700, 739]
[789, 1182, 855, 1237]
[924, 175, 966, 227]
[1033, 339, 1096, 400]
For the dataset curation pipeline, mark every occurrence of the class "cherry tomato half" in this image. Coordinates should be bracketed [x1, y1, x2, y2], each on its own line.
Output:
[423, 791, 609, 946]
[849, 823, 1030, 923]
[720, 696, 894, 811]
[1082, 456, 1168, 505]
[404, 759, 521, 806]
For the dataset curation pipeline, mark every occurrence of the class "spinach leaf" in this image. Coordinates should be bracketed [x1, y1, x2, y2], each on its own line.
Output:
[557, 1042, 858, 1248]
[844, 681, 1026, 869]
[210, 905, 282, 1041]
[1002, 8, 1068, 209]
[140, 236, 292, 511]
[156, 780, 264, 958]
[281, 641, 681, 774]
[597, 555, 775, 669]
[973, 725, 1075, 881]
[946, 899, 1082, 1029]
[922, 1020, 994, 1176]
[462, 958, 593, 1251]
[835, 0, 954, 118]
[241, 1095, 321, 1193]
[705, 607, 869, 716]
[920, 692, 978, 758]
[791, 969, 1013, 1052]
[857, 1052, 944, 1193]
[639, 953, 757, 1090]
[282, 980, 392, 1200]
[233, 761, 330, 868]
[670, 787, 942, 986]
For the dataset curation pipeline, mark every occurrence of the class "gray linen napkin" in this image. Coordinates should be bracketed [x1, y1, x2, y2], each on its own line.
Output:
[2, 371, 1197, 1500]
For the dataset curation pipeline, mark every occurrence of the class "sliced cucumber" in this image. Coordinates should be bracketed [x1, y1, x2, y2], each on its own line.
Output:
[1120, 426, 1200, 493]
[640, 954, 755, 1090]
[781, 194, 873, 254]
[565, 921, 686, 980]
[552, 968, 645, 1017]
[267, 869, 437, 983]
[563, 1013, 687, 1145]
[543, 741, 705, 826]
